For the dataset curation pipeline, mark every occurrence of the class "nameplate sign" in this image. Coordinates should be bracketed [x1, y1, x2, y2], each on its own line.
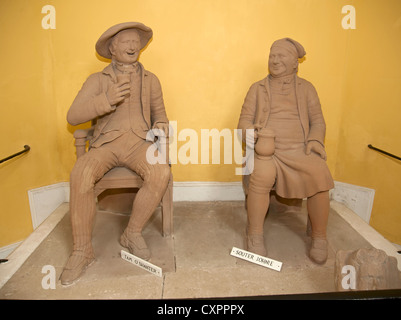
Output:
[121, 250, 162, 277]
[230, 247, 282, 272]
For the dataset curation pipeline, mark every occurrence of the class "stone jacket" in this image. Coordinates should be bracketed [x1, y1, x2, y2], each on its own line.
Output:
[67, 62, 168, 147]
[238, 75, 326, 147]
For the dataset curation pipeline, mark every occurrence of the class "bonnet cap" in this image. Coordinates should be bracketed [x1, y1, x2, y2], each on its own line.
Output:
[271, 38, 306, 59]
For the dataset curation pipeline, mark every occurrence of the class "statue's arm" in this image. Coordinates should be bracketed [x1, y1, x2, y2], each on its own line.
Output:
[305, 83, 327, 159]
[67, 73, 115, 126]
[238, 83, 258, 143]
[306, 83, 326, 146]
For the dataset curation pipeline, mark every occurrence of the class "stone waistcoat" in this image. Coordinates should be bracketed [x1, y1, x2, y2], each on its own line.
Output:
[102, 67, 148, 139]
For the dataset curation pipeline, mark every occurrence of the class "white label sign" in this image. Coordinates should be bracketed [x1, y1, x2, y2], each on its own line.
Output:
[230, 247, 282, 271]
[121, 250, 162, 277]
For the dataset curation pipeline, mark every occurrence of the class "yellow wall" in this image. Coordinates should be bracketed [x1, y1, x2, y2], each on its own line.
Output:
[0, 0, 400, 247]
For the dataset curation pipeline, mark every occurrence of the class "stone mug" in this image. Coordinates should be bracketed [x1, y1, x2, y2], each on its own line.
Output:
[255, 128, 275, 158]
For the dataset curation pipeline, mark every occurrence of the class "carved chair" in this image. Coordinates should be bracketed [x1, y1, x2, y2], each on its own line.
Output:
[73, 126, 173, 237]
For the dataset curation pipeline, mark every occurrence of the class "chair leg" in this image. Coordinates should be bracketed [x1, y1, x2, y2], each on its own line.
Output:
[161, 176, 173, 237]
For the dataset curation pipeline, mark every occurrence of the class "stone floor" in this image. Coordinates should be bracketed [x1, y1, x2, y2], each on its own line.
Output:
[1, 200, 400, 300]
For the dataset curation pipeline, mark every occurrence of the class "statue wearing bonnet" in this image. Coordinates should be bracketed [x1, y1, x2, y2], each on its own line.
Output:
[238, 38, 334, 264]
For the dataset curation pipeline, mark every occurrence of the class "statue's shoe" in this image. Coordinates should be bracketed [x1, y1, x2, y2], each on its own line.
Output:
[60, 251, 95, 286]
[120, 231, 151, 261]
[309, 238, 328, 264]
[246, 233, 267, 257]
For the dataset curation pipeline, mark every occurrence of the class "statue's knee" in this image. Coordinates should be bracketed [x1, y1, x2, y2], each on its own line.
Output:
[144, 163, 170, 189]
[249, 170, 275, 194]
[70, 163, 84, 184]
[70, 158, 99, 192]
[156, 164, 171, 185]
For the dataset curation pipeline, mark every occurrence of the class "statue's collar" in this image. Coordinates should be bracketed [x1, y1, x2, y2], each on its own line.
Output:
[268, 73, 295, 84]
[111, 60, 139, 74]
[102, 62, 143, 81]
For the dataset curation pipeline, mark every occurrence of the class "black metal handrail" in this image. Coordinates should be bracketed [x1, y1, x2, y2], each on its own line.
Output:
[368, 144, 401, 161]
[0, 145, 30, 164]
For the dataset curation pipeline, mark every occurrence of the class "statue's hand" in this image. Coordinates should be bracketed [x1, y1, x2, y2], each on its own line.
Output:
[305, 140, 327, 160]
[106, 80, 130, 106]
[245, 125, 262, 148]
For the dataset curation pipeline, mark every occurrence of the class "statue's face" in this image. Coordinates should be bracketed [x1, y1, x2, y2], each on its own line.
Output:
[268, 47, 298, 77]
[110, 29, 141, 64]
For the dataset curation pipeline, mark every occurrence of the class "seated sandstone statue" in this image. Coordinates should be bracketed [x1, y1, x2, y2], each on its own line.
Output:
[61, 22, 170, 285]
[238, 38, 334, 264]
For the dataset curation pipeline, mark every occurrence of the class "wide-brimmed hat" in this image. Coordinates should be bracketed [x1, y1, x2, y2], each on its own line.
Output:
[95, 22, 153, 59]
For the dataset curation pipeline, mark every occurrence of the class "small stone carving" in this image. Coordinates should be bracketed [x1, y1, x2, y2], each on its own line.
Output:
[335, 248, 401, 291]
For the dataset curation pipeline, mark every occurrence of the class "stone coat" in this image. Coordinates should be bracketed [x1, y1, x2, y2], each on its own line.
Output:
[238, 74, 333, 198]
[238, 75, 326, 147]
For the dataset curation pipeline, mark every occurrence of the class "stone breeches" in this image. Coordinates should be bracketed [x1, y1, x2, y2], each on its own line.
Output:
[70, 131, 170, 205]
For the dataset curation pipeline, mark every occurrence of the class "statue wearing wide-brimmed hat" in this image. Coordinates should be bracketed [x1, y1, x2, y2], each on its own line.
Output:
[61, 22, 170, 285]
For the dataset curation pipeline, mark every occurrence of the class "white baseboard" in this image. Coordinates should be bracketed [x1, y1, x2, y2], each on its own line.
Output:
[24, 180, 374, 225]
[0, 241, 22, 259]
[173, 180, 376, 224]
[172, 180, 375, 225]
[330, 181, 375, 224]
[173, 181, 245, 202]
[28, 182, 70, 229]
[0, 183, 69, 263]
[25, 181, 245, 228]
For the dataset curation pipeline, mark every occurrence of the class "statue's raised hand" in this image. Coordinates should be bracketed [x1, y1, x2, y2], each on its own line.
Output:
[106, 79, 130, 106]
